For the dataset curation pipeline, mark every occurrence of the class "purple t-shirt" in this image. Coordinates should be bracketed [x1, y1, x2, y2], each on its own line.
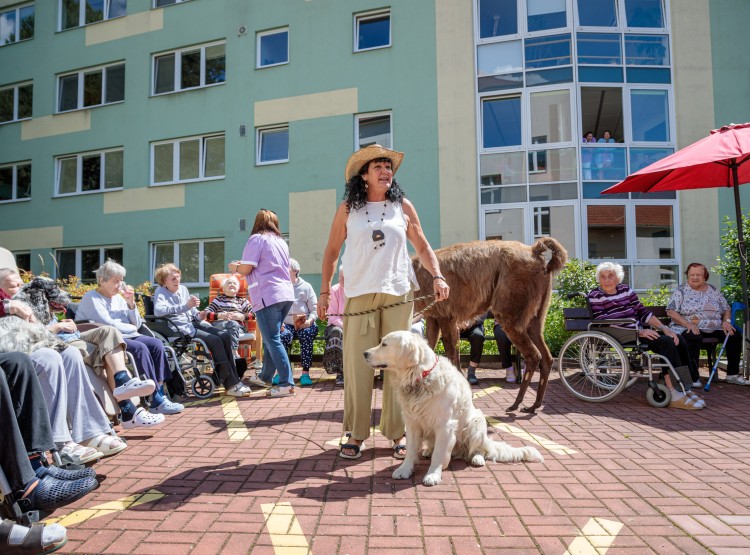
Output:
[241, 232, 294, 309]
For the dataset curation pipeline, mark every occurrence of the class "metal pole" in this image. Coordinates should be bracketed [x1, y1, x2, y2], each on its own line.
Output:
[731, 163, 750, 377]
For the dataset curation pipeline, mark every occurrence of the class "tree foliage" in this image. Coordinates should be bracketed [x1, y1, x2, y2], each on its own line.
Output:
[712, 214, 750, 304]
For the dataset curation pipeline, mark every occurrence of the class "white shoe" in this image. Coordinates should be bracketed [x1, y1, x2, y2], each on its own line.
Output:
[252, 360, 263, 370]
[691, 380, 703, 388]
[725, 374, 750, 385]
[226, 383, 252, 397]
[121, 407, 166, 429]
[246, 374, 271, 388]
[505, 366, 516, 383]
[113, 377, 156, 401]
[266, 385, 295, 397]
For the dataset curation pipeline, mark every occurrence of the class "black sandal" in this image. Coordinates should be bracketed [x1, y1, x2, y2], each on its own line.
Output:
[1, 519, 68, 555]
[393, 436, 407, 459]
[339, 433, 364, 459]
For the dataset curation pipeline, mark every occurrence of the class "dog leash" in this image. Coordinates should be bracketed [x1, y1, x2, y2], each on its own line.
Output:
[326, 293, 438, 319]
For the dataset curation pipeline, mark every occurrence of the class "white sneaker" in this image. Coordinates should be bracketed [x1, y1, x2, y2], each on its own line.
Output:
[113, 377, 156, 401]
[725, 374, 750, 385]
[226, 383, 252, 397]
[691, 380, 703, 388]
[121, 407, 166, 429]
[245, 374, 271, 388]
[266, 385, 295, 397]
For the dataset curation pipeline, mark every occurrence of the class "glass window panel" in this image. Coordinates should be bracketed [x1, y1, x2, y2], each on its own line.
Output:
[587, 205, 626, 258]
[478, 41, 522, 76]
[484, 208, 524, 241]
[532, 204, 577, 256]
[205, 44, 226, 84]
[529, 148, 577, 182]
[479, 0, 517, 38]
[81, 154, 101, 191]
[0, 10, 15, 44]
[59, 158, 78, 194]
[357, 14, 390, 50]
[530, 90, 571, 144]
[259, 128, 289, 162]
[81, 249, 100, 283]
[0, 167, 11, 200]
[633, 264, 678, 289]
[154, 143, 173, 183]
[635, 204, 673, 259]
[179, 242, 199, 283]
[525, 34, 571, 68]
[481, 185, 527, 204]
[58, 74, 79, 112]
[154, 54, 175, 94]
[583, 145, 627, 180]
[57, 250, 76, 279]
[109, 0, 127, 18]
[204, 136, 225, 177]
[18, 84, 32, 119]
[529, 183, 578, 201]
[17, 164, 31, 198]
[153, 243, 173, 271]
[104, 247, 123, 265]
[631, 89, 669, 142]
[578, 66, 624, 83]
[19, 6, 34, 40]
[577, 0, 617, 27]
[480, 151, 526, 186]
[478, 73, 524, 92]
[527, 0, 566, 32]
[625, 0, 665, 28]
[577, 33, 621, 65]
[581, 87, 623, 141]
[85, 0, 104, 24]
[358, 115, 391, 148]
[583, 181, 627, 199]
[179, 139, 200, 180]
[626, 67, 670, 84]
[155, 0, 176, 6]
[259, 31, 288, 66]
[105, 64, 125, 103]
[15, 253, 30, 272]
[482, 96, 521, 149]
[83, 70, 102, 107]
[104, 150, 123, 188]
[625, 34, 669, 65]
[62, 0, 79, 30]
[180, 49, 201, 89]
[525, 66, 573, 86]
[0, 89, 13, 122]
[629, 147, 673, 173]
[631, 190, 675, 199]
[203, 241, 224, 282]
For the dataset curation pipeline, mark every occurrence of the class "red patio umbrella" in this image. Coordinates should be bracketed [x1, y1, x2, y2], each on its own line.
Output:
[602, 123, 750, 375]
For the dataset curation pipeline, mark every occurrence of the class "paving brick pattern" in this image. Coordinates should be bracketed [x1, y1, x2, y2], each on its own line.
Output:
[50, 367, 750, 554]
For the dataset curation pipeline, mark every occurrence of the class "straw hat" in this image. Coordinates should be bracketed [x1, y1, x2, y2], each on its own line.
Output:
[344, 144, 404, 182]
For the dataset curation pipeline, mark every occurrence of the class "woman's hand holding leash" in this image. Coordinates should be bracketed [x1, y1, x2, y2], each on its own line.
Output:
[433, 275, 450, 302]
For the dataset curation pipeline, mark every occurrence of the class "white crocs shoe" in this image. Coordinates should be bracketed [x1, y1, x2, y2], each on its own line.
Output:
[121, 407, 166, 429]
[113, 377, 156, 401]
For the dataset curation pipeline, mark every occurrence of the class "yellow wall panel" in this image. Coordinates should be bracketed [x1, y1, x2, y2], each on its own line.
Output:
[103, 185, 185, 214]
[21, 112, 91, 140]
[0, 227, 64, 251]
[289, 189, 337, 275]
[254, 89, 358, 127]
[86, 10, 164, 46]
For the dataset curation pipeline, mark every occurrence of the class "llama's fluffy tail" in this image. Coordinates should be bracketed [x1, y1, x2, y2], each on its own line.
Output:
[533, 237, 568, 275]
[485, 440, 544, 464]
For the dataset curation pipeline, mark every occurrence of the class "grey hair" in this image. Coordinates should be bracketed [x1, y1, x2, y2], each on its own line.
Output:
[289, 258, 300, 274]
[595, 261, 624, 284]
[95, 259, 126, 285]
[0, 267, 19, 284]
[221, 275, 239, 288]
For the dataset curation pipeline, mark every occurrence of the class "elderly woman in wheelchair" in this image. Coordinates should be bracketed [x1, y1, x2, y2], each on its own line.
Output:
[558, 262, 705, 410]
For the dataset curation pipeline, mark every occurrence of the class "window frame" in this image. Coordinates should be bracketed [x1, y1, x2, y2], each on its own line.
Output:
[13, 251, 31, 272]
[256, 27, 289, 69]
[153, 0, 191, 7]
[354, 9, 391, 52]
[0, 160, 31, 203]
[355, 111, 393, 149]
[149, 239, 224, 287]
[150, 132, 226, 186]
[58, 0, 127, 31]
[256, 125, 289, 166]
[0, 81, 33, 124]
[151, 40, 226, 96]
[54, 246, 123, 282]
[0, 2, 34, 46]
[56, 62, 125, 113]
[54, 147, 124, 197]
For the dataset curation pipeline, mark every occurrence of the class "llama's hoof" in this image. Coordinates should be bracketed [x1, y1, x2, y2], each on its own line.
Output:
[520, 405, 538, 414]
[506, 403, 520, 412]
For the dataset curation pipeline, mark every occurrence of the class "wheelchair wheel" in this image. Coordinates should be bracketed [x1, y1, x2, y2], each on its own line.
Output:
[191, 376, 215, 399]
[558, 331, 630, 402]
[646, 383, 671, 408]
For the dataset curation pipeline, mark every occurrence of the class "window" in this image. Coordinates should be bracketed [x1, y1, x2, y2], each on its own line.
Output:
[57, 63, 124, 112]
[56, 246, 123, 282]
[526, 0, 566, 33]
[477, 40, 523, 92]
[0, 3, 34, 46]
[576, 0, 617, 27]
[577, 33, 621, 66]
[153, 41, 225, 95]
[624, 34, 669, 66]
[60, 0, 126, 31]
[256, 126, 289, 165]
[257, 28, 288, 68]
[356, 112, 392, 149]
[525, 34, 571, 69]
[630, 89, 670, 142]
[587, 205, 626, 258]
[530, 90, 571, 144]
[0, 161, 31, 202]
[150, 240, 223, 286]
[0, 82, 32, 123]
[484, 208, 525, 241]
[151, 133, 225, 185]
[478, 0, 518, 39]
[624, 0, 665, 29]
[154, 0, 191, 6]
[354, 10, 390, 51]
[56, 148, 123, 195]
[14, 252, 30, 273]
[482, 96, 522, 149]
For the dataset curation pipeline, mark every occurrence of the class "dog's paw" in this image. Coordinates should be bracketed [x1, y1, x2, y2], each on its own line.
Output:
[422, 472, 442, 486]
[470, 454, 486, 467]
[392, 465, 414, 480]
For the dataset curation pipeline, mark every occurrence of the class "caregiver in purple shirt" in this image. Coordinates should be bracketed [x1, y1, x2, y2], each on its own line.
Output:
[232, 209, 296, 397]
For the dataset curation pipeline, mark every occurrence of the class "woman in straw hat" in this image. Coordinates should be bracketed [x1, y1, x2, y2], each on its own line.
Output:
[318, 144, 450, 459]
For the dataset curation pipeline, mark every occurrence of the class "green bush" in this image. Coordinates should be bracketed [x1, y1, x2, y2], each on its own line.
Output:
[712, 214, 750, 304]
[543, 294, 574, 357]
[555, 258, 597, 306]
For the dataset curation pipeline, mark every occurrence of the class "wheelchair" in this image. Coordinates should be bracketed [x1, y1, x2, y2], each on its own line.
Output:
[557, 307, 693, 407]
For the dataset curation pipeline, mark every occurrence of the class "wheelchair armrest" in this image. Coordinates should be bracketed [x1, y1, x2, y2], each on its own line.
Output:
[588, 318, 639, 329]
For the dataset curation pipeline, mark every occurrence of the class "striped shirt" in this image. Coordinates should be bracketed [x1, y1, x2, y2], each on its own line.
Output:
[587, 284, 653, 329]
[206, 294, 252, 317]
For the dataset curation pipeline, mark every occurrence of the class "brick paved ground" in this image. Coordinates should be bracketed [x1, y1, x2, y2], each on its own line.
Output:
[47, 365, 750, 554]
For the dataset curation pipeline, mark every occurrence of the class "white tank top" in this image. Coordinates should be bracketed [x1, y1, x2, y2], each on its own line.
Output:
[342, 200, 418, 298]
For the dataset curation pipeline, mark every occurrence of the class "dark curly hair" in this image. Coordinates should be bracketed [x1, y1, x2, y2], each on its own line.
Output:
[343, 157, 406, 211]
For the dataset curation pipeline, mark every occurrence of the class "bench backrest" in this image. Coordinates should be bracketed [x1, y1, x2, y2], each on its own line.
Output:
[563, 305, 668, 331]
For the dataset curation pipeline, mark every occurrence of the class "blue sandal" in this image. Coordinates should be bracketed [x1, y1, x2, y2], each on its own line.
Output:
[22, 475, 99, 512]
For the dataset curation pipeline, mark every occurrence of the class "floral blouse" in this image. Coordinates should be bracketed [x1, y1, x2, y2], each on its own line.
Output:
[667, 283, 729, 333]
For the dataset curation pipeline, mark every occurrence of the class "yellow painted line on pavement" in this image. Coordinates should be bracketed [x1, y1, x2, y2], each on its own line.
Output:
[564, 517, 623, 554]
[473, 385, 503, 400]
[221, 396, 252, 441]
[486, 417, 577, 455]
[46, 489, 164, 526]
[261, 502, 311, 554]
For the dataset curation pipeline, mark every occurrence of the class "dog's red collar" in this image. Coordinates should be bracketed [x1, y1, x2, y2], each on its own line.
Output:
[419, 355, 439, 380]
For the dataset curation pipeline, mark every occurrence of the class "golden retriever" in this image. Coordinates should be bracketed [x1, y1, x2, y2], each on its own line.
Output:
[364, 331, 543, 486]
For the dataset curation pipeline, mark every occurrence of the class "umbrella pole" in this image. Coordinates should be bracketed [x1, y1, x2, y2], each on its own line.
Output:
[731, 164, 750, 378]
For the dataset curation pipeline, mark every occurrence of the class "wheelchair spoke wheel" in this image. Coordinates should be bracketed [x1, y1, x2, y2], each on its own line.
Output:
[558, 331, 630, 402]
[191, 376, 215, 399]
